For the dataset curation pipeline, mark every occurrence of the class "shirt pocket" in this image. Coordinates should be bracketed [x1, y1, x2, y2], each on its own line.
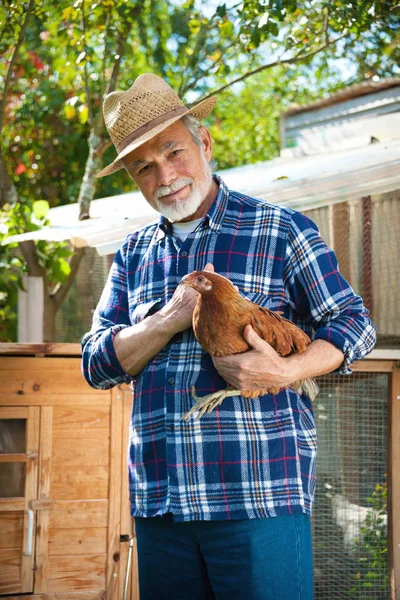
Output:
[129, 297, 162, 325]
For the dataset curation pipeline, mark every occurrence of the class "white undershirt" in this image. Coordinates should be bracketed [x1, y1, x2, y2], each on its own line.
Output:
[172, 218, 203, 242]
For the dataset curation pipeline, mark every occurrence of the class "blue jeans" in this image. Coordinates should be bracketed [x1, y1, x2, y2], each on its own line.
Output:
[135, 513, 314, 600]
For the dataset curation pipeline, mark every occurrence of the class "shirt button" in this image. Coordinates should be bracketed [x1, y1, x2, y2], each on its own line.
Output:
[181, 250, 188, 257]
[167, 378, 175, 386]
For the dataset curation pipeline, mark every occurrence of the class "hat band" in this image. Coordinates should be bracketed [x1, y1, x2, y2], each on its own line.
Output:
[116, 106, 188, 153]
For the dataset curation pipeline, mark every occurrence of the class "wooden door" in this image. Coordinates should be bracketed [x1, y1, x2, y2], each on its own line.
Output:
[0, 406, 39, 595]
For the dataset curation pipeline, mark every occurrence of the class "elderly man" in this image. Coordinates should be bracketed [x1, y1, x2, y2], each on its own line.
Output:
[82, 73, 376, 600]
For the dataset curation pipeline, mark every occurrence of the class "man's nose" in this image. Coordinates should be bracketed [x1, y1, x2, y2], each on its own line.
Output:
[157, 161, 177, 187]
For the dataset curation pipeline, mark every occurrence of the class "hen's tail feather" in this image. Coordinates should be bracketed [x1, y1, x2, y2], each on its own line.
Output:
[300, 377, 319, 401]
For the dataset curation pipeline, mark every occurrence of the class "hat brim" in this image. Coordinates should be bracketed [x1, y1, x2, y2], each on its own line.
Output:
[96, 96, 217, 179]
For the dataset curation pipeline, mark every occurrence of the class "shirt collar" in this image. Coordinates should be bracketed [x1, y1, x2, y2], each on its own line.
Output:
[156, 174, 229, 240]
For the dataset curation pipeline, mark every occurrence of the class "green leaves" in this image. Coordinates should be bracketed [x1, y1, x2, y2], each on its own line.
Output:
[32, 200, 50, 220]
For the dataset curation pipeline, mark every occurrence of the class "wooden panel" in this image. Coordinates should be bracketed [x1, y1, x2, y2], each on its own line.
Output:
[51, 466, 108, 500]
[0, 407, 29, 418]
[0, 512, 23, 548]
[53, 406, 110, 430]
[0, 393, 111, 407]
[0, 498, 25, 511]
[120, 390, 139, 600]
[107, 389, 123, 600]
[0, 548, 21, 594]
[0, 343, 81, 356]
[5, 592, 105, 599]
[47, 554, 106, 593]
[49, 527, 107, 556]
[332, 201, 351, 283]
[52, 433, 109, 467]
[34, 407, 53, 594]
[0, 453, 26, 463]
[1, 370, 97, 395]
[351, 360, 394, 373]
[49, 501, 108, 529]
[21, 406, 40, 593]
[0, 357, 81, 371]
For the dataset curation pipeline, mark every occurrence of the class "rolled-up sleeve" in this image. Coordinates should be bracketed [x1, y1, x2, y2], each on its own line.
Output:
[283, 211, 376, 374]
[81, 240, 134, 389]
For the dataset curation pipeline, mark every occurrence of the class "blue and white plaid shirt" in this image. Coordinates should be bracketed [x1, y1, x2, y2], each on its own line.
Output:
[82, 175, 376, 522]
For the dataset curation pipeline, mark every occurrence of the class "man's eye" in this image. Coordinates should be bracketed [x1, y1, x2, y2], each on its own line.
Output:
[171, 149, 182, 156]
[138, 165, 151, 175]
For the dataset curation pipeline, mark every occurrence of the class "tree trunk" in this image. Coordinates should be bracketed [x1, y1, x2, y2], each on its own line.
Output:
[78, 129, 107, 220]
[0, 154, 18, 207]
[43, 292, 57, 343]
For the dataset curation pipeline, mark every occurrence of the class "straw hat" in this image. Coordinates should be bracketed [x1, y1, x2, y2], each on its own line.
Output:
[96, 73, 217, 178]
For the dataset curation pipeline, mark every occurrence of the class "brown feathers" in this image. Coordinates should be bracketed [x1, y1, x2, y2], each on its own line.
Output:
[180, 270, 317, 403]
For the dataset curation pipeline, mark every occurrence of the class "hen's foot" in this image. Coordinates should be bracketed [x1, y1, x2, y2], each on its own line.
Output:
[182, 386, 240, 421]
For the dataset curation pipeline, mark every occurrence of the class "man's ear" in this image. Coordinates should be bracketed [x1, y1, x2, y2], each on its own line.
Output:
[200, 126, 213, 162]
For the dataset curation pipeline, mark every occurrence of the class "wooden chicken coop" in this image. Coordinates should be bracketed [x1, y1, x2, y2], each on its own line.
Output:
[0, 343, 139, 600]
[0, 344, 399, 600]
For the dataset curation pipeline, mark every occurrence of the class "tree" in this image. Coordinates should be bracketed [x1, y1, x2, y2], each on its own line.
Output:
[1, 0, 399, 341]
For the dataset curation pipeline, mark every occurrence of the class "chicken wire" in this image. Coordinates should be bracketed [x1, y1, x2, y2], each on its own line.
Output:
[313, 370, 389, 600]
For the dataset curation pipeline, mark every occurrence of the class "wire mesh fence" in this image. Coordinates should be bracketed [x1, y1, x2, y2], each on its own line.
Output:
[313, 370, 389, 600]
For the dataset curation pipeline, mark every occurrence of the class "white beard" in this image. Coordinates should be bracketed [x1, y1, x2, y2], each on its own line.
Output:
[154, 175, 210, 222]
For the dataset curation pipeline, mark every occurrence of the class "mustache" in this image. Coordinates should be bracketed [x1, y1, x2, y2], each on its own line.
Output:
[155, 178, 193, 200]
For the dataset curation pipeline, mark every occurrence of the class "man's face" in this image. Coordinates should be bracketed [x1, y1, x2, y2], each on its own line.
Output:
[122, 120, 216, 222]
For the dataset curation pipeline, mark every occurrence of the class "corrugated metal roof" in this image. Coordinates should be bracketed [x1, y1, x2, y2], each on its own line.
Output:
[282, 78, 400, 117]
[3, 139, 400, 256]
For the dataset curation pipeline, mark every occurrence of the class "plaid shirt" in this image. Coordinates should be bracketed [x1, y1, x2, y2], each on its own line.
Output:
[82, 175, 376, 522]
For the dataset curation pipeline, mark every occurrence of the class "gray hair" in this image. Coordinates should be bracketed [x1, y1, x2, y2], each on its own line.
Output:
[181, 114, 217, 171]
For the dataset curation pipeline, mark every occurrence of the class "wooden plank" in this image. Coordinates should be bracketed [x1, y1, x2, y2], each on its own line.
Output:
[0, 548, 21, 594]
[0, 453, 26, 463]
[0, 498, 25, 511]
[51, 466, 109, 501]
[0, 357, 82, 370]
[0, 393, 111, 407]
[34, 407, 53, 594]
[49, 501, 108, 529]
[351, 360, 394, 373]
[4, 591, 105, 599]
[52, 406, 110, 430]
[52, 433, 109, 467]
[368, 349, 400, 360]
[0, 512, 23, 548]
[1, 371, 98, 395]
[0, 343, 82, 356]
[47, 554, 106, 593]
[389, 365, 400, 600]
[21, 406, 40, 593]
[107, 389, 123, 600]
[332, 202, 351, 283]
[0, 407, 29, 418]
[119, 392, 133, 600]
[49, 527, 107, 556]
[121, 390, 139, 600]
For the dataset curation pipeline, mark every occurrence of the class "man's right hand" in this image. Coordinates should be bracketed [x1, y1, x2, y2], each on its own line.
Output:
[159, 262, 215, 334]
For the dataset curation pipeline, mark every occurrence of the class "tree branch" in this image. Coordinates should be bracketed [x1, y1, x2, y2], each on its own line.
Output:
[19, 240, 47, 279]
[52, 247, 85, 310]
[0, 0, 34, 132]
[104, 29, 126, 98]
[81, 0, 94, 127]
[194, 33, 350, 104]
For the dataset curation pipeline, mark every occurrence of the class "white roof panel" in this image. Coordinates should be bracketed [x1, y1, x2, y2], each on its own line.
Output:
[3, 140, 400, 255]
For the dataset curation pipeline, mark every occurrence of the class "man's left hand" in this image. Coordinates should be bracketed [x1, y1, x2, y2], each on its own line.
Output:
[212, 325, 295, 390]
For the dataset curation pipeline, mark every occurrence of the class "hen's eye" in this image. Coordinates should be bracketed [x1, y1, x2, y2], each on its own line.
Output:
[197, 276, 205, 283]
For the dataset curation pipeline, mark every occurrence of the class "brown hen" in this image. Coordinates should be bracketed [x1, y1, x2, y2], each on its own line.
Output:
[180, 270, 318, 420]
